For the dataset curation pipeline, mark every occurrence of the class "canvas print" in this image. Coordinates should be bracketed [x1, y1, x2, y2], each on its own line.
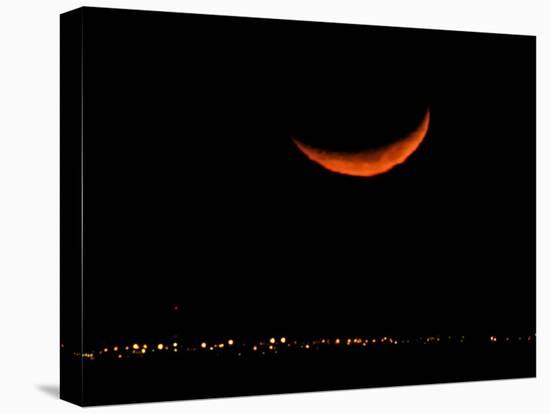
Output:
[60, 7, 536, 406]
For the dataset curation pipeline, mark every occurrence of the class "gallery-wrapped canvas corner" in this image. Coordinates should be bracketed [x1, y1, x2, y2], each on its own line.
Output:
[60, 7, 536, 406]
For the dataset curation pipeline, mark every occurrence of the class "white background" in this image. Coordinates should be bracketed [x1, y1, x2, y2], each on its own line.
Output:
[0, 0, 546, 412]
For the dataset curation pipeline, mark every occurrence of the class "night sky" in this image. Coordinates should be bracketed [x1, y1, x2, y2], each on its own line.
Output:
[80, 8, 535, 349]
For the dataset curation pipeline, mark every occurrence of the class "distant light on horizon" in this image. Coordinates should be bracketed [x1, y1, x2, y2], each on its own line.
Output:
[68, 333, 535, 362]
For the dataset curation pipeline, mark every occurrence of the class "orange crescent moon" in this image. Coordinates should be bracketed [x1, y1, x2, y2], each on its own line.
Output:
[292, 108, 430, 177]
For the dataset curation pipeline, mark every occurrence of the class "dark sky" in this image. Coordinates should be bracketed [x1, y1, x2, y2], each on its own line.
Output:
[81, 8, 535, 348]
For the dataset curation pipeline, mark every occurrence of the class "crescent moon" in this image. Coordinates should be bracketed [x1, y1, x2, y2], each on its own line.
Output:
[292, 108, 430, 177]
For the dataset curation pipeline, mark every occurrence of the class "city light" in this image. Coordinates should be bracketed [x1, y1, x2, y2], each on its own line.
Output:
[65, 333, 535, 362]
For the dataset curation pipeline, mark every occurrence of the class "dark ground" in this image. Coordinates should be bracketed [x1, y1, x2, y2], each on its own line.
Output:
[63, 338, 535, 406]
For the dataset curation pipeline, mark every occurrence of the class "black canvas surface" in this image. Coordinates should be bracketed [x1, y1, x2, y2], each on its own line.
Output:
[60, 7, 536, 406]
